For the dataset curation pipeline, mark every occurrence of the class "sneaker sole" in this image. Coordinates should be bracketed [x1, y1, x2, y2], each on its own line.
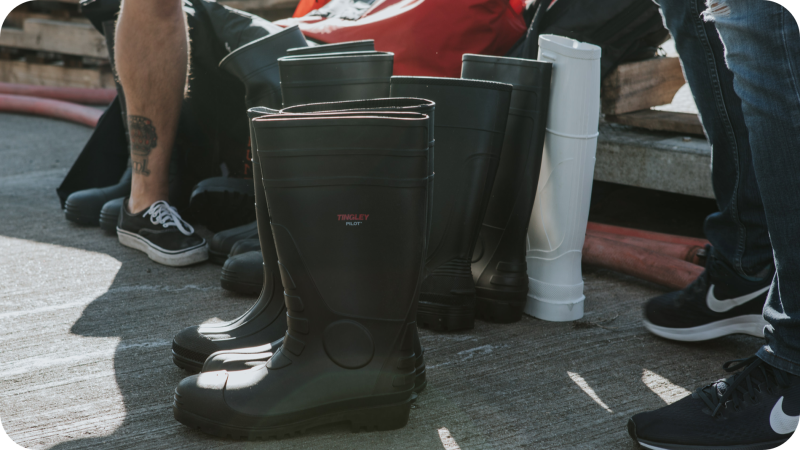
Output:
[628, 419, 787, 450]
[117, 228, 208, 267]
[643, 315, 767, 342]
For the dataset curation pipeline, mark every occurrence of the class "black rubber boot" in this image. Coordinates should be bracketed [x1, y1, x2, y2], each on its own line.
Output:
[286, 39, 374, 56]
[174, 111, 429, 439]
[208, 221, 258, 265]
[461, 55, 552, 323]
[186, 177, 256, 233]
[218, 25, 308, 109]
[203, 98, 435, 394]
[221, 251, 263, 295]
[229, 238, 260, 256]
[99, 196, 125, 234]
[171, 107, 287, 373]
[64, 168, 132, 226]
[278, 51, 393, 107]
[391, 76, 512, 332]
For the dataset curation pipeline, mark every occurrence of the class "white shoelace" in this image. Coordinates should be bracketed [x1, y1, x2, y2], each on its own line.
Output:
[143, 200, 195, 236]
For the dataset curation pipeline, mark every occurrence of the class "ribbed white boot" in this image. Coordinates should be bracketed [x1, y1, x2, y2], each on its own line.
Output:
[525, 35, 601, 322]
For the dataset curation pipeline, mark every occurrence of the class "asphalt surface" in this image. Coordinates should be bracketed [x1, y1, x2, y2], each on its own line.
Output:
[0, 112, 768, 449]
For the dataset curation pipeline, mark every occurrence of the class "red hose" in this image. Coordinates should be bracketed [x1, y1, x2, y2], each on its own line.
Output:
[0, 93, 101, 128]
[582, 234, 704, 290]
[0, 82, 116, 105]
[587, 230, 706, 265]
[587, 221, 710, 248]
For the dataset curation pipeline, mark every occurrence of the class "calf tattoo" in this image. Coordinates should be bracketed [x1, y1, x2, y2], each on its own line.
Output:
[129, 115, 157, 176]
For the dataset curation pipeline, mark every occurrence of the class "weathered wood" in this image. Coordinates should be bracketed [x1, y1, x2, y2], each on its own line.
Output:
[605, 109, 704, 137]
[601, 57, 685, 115]
[0, 18, 108, 59]
[0, 59, 115, 89]
[3, 11, 88, 28]
[596, 122, 714, 199]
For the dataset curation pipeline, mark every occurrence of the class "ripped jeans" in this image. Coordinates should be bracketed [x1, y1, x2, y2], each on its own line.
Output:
[659, 0, 800, 375]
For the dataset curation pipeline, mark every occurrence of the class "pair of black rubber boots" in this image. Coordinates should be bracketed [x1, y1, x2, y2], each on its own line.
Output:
[172, 27, 550, 437]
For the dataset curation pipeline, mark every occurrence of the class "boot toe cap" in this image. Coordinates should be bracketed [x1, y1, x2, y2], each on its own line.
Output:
[229, 239, 261, 257]
[174, 371, 235, 423]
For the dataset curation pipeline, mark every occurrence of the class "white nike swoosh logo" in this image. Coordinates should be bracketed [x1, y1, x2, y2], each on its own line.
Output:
[770, 396, 799, 435]
[706, 285, 770, 313]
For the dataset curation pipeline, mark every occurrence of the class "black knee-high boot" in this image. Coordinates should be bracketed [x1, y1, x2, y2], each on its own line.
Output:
[175, 112, 430, 438]
[390, 76, 512, 332]
[461, 54, 552, 323]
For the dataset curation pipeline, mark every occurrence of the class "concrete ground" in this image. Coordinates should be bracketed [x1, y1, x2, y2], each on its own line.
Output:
[0, 112, 766, 449]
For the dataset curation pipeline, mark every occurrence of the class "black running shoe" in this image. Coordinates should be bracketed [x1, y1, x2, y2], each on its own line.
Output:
[117, 199, 208, 267]
[628, 355, 799, 450]
[643, 247, 773, 342]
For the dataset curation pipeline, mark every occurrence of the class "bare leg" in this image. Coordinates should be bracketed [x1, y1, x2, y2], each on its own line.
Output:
[115, 0, 188, 214]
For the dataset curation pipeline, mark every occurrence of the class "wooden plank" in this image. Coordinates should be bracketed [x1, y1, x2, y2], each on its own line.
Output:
[0, 18, 108, 59]
[601, 57, 685, 115]
[0, 59, 115, 89]
[4, 11, 77, 28]
[605, 110, 704, 137]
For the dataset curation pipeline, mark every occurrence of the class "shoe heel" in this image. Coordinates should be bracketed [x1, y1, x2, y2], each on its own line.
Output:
[348, 399, 412, 432]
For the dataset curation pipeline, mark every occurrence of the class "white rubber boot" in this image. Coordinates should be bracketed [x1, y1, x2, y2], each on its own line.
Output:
[525, 35, 602, 322]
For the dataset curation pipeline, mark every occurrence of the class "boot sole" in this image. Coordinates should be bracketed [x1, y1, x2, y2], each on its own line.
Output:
[643, 315, 767, 342]
[98, 211, 119, 234]
[173, 393, 414, 439]
[208, 250, 229, 265]
[220, 277, 262, 295]
[475, 294, 525, 323]
[417, 301, 474, 332]
[172, 350, 203, 373]
[64, 206, 100, 226]
[118, 228, 208, 267]
[220, 266, 263, 294]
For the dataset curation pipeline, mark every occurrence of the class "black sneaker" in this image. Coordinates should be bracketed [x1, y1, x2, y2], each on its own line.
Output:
[628, 355, 799, 449]
[117, 199, 208, 267]
[643, 247, 773, 341]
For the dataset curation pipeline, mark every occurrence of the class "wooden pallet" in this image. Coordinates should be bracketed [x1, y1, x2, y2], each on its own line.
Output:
[600, 56, 704, 136]
[0, 0, 301, 89]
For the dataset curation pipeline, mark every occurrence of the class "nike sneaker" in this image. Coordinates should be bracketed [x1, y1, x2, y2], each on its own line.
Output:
[643, 246, 773, 341]
[117, 199, 208, 267]
[628, 355, 799, 450]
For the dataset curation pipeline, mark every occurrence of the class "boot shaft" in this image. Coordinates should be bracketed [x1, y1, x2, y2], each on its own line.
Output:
[389, 77, 512, 268]
[219, 25, 308, 109]
[278, 52, 394, 107]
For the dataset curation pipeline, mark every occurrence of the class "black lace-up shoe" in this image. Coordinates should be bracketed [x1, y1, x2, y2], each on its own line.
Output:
[629, 356, 799, 450]
[117, 199, 208, 267]
[643, 247, 773, 342]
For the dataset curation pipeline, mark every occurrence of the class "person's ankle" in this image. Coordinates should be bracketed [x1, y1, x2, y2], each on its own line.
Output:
[127, 195, 168, 215]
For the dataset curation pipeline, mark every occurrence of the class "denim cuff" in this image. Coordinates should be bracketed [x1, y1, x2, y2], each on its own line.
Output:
[757, 345, 800, 377]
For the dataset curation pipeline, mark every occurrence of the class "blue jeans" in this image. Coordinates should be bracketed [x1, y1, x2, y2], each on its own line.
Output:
[661, 0, 800, 374]
[658, 0, 773, 277]
[703, 0, 800, 376]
